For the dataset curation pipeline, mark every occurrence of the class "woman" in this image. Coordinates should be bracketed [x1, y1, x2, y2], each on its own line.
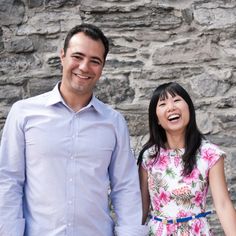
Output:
[138, 82, 236, 235]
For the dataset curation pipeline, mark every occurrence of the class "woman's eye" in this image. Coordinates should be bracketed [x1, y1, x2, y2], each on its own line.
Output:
[174, 98, 181, 102]
[158, 103, 165, 107]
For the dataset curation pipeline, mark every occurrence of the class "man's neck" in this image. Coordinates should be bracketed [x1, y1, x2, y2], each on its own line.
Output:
[59, 84, 92, 112]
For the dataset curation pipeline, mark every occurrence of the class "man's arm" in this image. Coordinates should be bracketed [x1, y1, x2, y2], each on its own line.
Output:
[0, 103, 26, 236]
[108, 115, 148, 236]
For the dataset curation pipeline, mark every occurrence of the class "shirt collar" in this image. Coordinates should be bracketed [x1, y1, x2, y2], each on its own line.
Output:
[45, 82, 64, 106]
[88, 95, 105, 115]
[46, 82, 104, 115]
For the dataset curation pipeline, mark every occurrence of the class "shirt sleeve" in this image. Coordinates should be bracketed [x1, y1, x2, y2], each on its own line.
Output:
[108, 114, 148, 236]
[0, 103, 26, 236]
[115, 225, 149, 236]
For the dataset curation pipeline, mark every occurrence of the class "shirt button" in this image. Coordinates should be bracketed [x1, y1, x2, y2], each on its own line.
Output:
[67, 223, 72, 227]
[69, 178, 73, 182]
[68, 200, 72, 205]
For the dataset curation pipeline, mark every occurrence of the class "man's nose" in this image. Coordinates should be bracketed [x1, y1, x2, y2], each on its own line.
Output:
[79, 60, 89, 71]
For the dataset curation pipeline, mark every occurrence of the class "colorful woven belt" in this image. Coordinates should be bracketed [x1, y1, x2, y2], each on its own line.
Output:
[149, 210, 214, 225]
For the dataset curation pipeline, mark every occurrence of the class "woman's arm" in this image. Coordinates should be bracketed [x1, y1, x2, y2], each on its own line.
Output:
[209, 157, 236, 236]
[139, 165, 150, 225]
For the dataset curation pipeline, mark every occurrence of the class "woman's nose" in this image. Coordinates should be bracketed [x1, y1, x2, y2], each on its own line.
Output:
[167, 101, 175, 112]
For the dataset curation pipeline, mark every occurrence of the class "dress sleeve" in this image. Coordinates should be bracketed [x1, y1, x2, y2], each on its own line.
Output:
[201, 141, 226, 171]
[0, 102, 26, 236]
[141, 151, 149, 170]
[141, 148, 154, 171]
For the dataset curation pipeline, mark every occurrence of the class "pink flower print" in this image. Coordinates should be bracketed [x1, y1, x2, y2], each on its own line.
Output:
[191, 220, 203, 235]
[202, 147, 217, 168]
[167, 223, 177, 234]
[172, 186, 190, 196]
[153, 193, 161, 210]
[183, 168, 200, 184]
[148, 176, 155, 190]
[144, 159, 154, 170]
[162, 149, 169, 156]
[159, 188, 171, 205]
[156, 153, 169, 171]
[193, 191, 203, 206]
[177, 210, 190, 218]
[182, 232, 190, 236]
[156, 222, 164, 235]
[202, 185, 208, 199]
[174, 156, 180, 167]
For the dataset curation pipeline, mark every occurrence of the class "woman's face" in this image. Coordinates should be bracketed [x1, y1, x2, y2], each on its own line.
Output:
[156, 92, 190, 135]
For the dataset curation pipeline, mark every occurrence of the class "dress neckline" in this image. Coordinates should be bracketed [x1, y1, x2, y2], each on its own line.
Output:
[166, 148, 185, 157]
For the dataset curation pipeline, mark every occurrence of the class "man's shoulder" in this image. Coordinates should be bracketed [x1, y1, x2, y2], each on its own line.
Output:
[11, 90, 52, 113]
[94, 97, 125, 119]
[15, 90, 52, 106]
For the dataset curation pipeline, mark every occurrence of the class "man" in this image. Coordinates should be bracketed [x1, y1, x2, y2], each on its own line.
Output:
[0, 24, 147, 236]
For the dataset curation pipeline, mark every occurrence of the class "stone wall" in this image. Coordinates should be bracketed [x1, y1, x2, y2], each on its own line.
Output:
[0, 0, 236, 234]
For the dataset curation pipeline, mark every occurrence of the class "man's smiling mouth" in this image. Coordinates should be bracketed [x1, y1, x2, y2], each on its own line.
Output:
[73, 72, 90, 80]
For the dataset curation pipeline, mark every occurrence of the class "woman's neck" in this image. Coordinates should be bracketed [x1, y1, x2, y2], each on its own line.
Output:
[165, 132, 185, 149]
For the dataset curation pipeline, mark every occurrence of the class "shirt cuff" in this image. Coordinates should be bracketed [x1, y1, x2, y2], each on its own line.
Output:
[0, 219, 25, 236]
[115, 225, 149, 236]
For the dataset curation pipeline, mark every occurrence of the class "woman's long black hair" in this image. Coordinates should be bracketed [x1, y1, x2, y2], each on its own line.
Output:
[137, 82, 204, 176]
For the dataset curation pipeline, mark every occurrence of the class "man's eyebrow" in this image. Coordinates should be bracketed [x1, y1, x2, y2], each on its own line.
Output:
[72, 52, 103, 64]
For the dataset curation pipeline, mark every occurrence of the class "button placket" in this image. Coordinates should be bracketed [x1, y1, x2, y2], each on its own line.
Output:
[66, 114, 78, 234]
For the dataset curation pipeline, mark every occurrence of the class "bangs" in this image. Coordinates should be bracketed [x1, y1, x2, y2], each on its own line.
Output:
[159, 87, 177, 101]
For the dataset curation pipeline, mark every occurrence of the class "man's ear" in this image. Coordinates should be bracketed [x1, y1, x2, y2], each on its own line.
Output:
[60, 49, 65, 63]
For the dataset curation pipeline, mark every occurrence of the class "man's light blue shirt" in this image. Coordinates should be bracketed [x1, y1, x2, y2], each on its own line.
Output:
[0, 84, 148, 236]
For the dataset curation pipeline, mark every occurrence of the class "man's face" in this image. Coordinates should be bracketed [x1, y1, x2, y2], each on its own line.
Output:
[60, 32, 105, 98]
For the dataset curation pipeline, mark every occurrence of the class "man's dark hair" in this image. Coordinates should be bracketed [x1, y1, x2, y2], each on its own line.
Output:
[63, 23, 109, 63]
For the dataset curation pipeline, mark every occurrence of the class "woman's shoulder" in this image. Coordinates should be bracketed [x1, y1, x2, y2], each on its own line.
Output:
[143, 145, 156, 159]
[200, 139, 226, 156]
[142, 145, 168, 163]
[198, 139, 226, 170]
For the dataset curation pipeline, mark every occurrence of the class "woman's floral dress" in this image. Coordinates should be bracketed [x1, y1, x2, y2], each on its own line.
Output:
[141, 140, 225, 236]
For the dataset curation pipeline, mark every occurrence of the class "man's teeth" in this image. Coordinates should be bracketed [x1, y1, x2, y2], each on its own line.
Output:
[74, 73, 89, 79]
